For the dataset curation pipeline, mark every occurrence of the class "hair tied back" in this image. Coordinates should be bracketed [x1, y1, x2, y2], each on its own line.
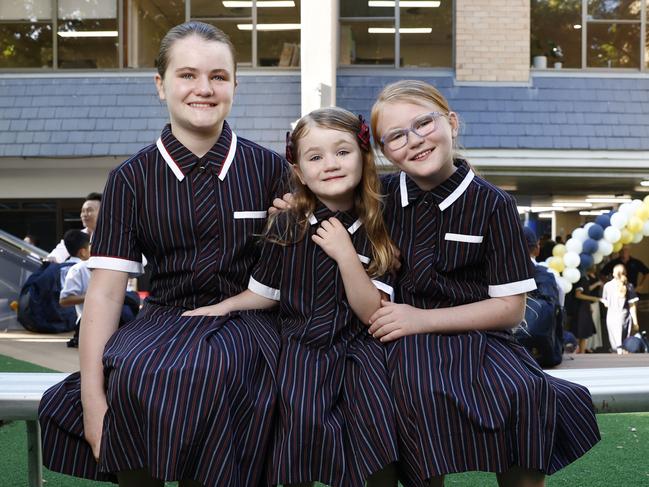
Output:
[357, 115, 371, 152]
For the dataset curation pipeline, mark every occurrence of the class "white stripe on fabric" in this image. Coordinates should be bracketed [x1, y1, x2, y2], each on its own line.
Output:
[629, 297, 640, 304]
[308, 213, 318, 225]
[399, 171, 409, 207]
[444, 232, 484, 243]
[488, 278, 537, 297]
[348, 219, 363, 235]
[156, 137, 185, 182]
[233, 211, 267, 219]
[248, 276, 280, 301]
[357, 254, 370, 264]
[439, 169, 475, 211]
[372, 279, 395, 302]
[88, 256, 144, 276]
[218, 132, 238, 181]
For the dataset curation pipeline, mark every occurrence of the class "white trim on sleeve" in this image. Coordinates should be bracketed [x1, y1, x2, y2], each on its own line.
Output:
[372, 279, 395, 302]
[488, 278, 537, 297]
[233, 211, 267, 219]
[629, 297, 640, 304]
[88, 256, 144, 276]
[248, 276, 280, 301]
[357, 254, 370, 264]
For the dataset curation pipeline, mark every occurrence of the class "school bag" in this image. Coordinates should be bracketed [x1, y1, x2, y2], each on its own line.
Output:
[17, 261, 78, 333]
[514, 263, 564, 368]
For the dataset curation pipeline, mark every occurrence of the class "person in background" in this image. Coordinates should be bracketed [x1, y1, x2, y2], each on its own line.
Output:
[537, 233, 556, 262]
[59, 230, 90, 288]
[601, 264, 639, 353]
[47, 192, 101, 263]
[573, 268, 602, 353]
[60, 232, 92, 348]
[601, 245, 649, 289]
[524, 227, 564, 306]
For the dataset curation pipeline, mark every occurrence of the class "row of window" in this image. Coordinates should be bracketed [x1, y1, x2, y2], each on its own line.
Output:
[1, 1, 649, 70]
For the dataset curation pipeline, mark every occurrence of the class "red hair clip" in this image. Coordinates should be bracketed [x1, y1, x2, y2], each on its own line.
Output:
[285, 131, 294, 164]
[357, 115, 371, 152]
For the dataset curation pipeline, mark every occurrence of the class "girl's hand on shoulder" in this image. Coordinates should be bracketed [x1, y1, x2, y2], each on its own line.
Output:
[368, 300, 426, 342]
[268, 193, 294, 215]
[312, 217, 355, 263]
[182, 303, 228, 316]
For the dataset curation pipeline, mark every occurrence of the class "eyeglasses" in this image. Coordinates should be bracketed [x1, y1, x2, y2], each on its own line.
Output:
[380, 111, 446, 151]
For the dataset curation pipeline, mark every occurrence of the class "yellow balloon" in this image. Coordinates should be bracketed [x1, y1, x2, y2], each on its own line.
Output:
[627, 216, 643, 233]
[635, 206, 649, 221]
[644, 195, 649, 206]
[549, 257, 565, 273]
[552, 244, 567, 258]
[613, 241, 623, 252]
[620, 229, 633, 244]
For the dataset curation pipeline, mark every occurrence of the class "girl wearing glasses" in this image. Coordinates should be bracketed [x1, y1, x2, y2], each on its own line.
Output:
[368, 80, 600, 487]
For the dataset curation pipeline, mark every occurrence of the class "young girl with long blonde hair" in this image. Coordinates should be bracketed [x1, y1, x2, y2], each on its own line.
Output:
[186, 107, 399, 487]
[602, 263, 639, 352]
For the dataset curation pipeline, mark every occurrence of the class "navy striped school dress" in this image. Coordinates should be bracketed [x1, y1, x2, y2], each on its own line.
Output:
[382, 159, 600, 486]
[249, 205, 398, 487]
[38, 122, 288, 486]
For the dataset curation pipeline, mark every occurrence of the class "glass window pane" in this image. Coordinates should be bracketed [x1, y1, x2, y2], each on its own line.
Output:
[192, 0, 251, 18]
[531, 0, 582, 68]
[0, 22, 52, 68]
[587, 22, 640, 67]
[204, 20, 252, 66]
[340, 20, 395, 65]
[588, 0, 641, 20]
[124, 0, 184, 68]
[258, 0, 300, 66]
[59, 0, 117, 19]
[340, 0, 393, 18]
[400, 0, 452, 67]
[0, 0, 51, 20]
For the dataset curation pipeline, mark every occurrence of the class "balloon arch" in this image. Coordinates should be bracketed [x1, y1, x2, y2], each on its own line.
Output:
[543, 196, 649, 294]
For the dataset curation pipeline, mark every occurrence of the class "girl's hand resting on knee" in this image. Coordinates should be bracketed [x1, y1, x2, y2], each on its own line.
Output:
[182, 303, 229, 316]
[368, 300, 426, 342]
[83, 395, 108, 462]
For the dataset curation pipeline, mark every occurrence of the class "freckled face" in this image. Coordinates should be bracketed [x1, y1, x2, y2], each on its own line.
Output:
[294, 126, 363, 211]
[376, 101, 458, 190]
[155, 35, 236, 140]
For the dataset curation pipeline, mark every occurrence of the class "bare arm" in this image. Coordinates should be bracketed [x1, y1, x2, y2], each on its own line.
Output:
[182, 289, 277, 316]
[311, 218, 382, 324]
[79, 268, 129, 460]
[368, 294, 526, 342]
[630, 302, 639, 328]
[60, 294, 85, 306]
[575, 288, 600, 303]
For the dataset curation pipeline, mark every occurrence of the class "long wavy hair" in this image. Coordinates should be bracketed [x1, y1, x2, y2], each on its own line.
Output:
[612, 264, 629, 298]
[272, 107, 397, 277]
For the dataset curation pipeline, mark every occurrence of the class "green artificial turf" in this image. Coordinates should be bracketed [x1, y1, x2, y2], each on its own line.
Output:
[1, 353, 647, 486]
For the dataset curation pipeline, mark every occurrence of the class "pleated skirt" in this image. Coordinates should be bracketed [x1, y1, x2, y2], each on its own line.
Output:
[387, 330, 601, 486]
[270, 332, 399, 487]
[38, 303, 279, 486]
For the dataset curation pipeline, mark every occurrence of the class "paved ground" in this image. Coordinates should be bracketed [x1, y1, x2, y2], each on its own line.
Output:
[2, 328, 649, 372]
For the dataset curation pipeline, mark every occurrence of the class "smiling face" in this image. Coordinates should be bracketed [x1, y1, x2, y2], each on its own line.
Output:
[375, 101, 458, 191]
[155, 34, 236, 142]
[294, 125, 363, 211]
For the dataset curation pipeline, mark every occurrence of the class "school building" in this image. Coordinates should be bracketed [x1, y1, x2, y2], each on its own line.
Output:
[2, 0, 649, 254]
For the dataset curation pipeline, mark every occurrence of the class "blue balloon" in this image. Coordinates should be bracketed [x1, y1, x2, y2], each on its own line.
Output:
[595, 214, 611, 228]
[587, 224, 604, 241]
[579, 253, 594, 270]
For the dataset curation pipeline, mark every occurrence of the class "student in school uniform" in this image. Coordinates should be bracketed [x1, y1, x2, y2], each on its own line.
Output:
[47, 193, 101, 263]
[185, 107, 399, 487]
[367, 80, 600, 487]
[39, 21, 288, 487]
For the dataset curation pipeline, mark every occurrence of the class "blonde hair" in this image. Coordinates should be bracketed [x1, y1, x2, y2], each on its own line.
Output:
[273, 107, 397, 277]
[612, 264, 629, 297]
[370, 79, 468, 166]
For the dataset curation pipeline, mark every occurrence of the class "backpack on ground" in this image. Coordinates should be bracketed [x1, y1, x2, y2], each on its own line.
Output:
[17, 261, 78, 333]
[514, 263, 564, 368]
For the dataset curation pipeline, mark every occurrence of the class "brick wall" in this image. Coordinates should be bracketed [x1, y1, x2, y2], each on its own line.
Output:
[455, 0, 530, 82]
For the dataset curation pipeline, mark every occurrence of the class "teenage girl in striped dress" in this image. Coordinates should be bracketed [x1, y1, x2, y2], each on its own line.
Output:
[367, 80, 601, 487]
[39, 22, 287, 486]
[185, 107, 399, 487]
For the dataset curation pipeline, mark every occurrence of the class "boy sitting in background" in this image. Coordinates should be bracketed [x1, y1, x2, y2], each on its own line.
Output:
[59, 230, 91, 347]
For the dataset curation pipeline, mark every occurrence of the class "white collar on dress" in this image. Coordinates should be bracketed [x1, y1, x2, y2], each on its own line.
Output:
[399, 169, 475, 210]
[307, 213, 363, 235]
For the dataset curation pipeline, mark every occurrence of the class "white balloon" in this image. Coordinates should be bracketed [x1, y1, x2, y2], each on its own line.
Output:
[618, 203, 634, 216]
[604, 226, 622, 243]
[592, 252, 604, 264]
[563, 251, 581, 268]
[632, 231, 643, 243]
[598, 239, 614, 256]
[643, 220, 649, 237]
[631, 199, 644, 211]
[610, 211, 629, 229]
[563, 267, 581, 284]
[556, 276, 573, 294]
[572, 228, 588, 242]
[565, 238, 583, 254]
[584, 222, 594, 231]
[548, 268, 560, 278]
